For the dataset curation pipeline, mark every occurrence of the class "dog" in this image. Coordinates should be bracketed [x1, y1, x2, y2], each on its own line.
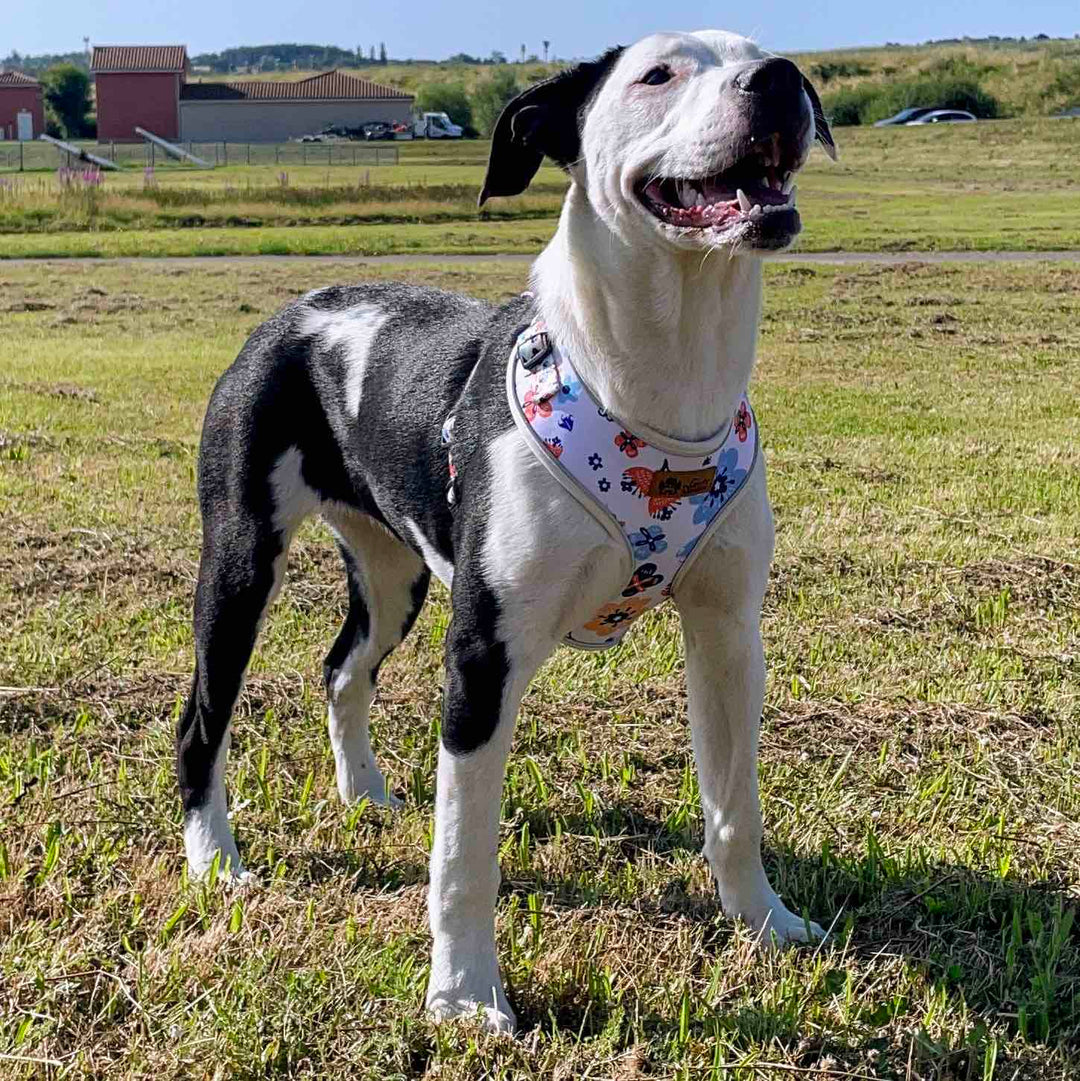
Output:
[176, 29, 837, 1033]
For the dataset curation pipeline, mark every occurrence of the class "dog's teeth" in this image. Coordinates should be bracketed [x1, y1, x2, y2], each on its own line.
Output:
[695, 192, 706, 208]
[749, 204, 763, 220]
[736, 188, 752, 213]
[781, 174, 794, 195]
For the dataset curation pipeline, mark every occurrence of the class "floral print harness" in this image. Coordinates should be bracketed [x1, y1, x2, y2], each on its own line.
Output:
[503, 321, 760, 651]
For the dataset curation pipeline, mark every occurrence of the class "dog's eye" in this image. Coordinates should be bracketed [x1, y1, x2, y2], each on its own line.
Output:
[639, 65, 672, 86]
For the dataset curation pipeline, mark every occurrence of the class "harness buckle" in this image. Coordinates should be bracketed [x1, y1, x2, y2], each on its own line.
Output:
[516, 329, 552, 371]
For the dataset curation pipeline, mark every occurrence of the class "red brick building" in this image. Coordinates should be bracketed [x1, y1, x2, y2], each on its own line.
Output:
[91, 45, 188, 141]
[0, 70, 45, 141]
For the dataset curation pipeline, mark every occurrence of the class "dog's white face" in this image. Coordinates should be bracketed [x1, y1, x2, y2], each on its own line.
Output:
[582, 31, 826, 255]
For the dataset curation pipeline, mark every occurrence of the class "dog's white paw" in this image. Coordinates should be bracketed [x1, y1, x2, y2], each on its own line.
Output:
[336, 766, 401, 809]
[725, 888, 825, 948]
[427, 993, 517, 1035]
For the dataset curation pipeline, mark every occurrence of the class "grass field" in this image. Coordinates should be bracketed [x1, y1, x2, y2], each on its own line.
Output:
[1, 119, 1079, 257]
[2, 256, 1079, 1077]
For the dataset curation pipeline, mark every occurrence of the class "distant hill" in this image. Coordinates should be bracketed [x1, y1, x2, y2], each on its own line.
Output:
[792, 36, 1080, 122]
[5, 34, 1078, 120]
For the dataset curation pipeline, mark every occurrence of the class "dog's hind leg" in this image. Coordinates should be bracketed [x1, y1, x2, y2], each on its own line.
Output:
[676, 472, 825, 946]
[178, 446, 316, 879]
[322, 509, 429, 806]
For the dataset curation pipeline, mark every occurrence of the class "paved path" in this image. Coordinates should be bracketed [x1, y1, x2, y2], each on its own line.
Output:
[2, 251, 1079, 267]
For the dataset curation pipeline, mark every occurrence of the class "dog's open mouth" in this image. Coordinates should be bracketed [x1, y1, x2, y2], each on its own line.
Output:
[636, 146, 799, 235]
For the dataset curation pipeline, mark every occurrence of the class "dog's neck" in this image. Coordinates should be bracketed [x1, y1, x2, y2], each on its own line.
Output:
[532, 182, 764, 444]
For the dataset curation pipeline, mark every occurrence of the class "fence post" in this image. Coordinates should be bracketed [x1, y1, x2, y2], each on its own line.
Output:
[303, 144, 307, 165]
[223, 141, 228, 166]
[247, 143, 251, 165]
[275, 145, 279, 165]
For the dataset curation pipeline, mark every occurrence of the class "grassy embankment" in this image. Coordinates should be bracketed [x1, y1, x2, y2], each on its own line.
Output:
[1, 257, 1079, 1077]
[208, 36, 1080, 119]
[0, 118, 1078, 256]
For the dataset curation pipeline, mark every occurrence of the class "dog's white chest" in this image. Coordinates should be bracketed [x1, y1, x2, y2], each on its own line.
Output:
[506, 323, 760, 649]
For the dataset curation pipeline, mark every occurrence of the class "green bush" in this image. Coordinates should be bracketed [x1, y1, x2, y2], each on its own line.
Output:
[42, 64, 93, 139]
[866, 77, 1001, 122]
[822, 75, 1002, 125]
[820, 83, 882, 125]
[472, 70, 520, 136]
[414, 82, 473, 133]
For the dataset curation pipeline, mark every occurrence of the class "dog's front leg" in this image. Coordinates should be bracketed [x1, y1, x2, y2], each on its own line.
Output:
[677, 475, 825, 946]
[425, 584, 544, 1035]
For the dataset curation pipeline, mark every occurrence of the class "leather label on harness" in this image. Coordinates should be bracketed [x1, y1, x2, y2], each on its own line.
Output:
[646, 464, 716, 499]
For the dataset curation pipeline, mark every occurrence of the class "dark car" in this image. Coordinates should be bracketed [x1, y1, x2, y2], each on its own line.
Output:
[362, 122, 393, 141]
[874, 107, 935, 127]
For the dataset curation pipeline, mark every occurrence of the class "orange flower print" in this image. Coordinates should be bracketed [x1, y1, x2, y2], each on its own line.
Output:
[523, 386, 553, 424]
[614, 430, 646, 458]
[583, 596, 648, 635]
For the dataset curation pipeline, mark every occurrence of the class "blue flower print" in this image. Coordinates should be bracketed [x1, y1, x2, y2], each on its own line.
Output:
[620, 475, 637, 493]
[558, 413, 575, 431]
[677, 536, 699, 560]
[588, 453, 603, 471]
[655, 504, 675, 522]
[628, 525, 668, 558]
[688, 447, 746, 524]
[597, 477, 611, 493]
[555, 377, 582, 405]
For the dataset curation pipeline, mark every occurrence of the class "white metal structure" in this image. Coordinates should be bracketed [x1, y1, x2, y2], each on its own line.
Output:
[135, 126, 211, 166]
[16, 110, 33, 141]
[38, 133, 119, 169]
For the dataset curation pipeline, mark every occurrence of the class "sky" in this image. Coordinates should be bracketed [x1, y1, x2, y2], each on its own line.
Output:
[4, 0, 1078, 60]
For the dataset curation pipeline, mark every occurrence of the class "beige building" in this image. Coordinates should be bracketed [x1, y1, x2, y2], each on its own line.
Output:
[179, 70, 414, 142]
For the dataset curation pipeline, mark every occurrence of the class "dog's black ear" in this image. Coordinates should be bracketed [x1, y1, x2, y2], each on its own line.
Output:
[801, 76, 837, 160]
[478, 47, 625, 206]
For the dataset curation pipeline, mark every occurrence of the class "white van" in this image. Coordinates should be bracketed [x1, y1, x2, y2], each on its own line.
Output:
[414, 112, 464, 139]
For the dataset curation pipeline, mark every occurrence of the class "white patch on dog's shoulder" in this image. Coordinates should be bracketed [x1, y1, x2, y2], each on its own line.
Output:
[405, 517, 454, 588]
[300, 303, 389, 417]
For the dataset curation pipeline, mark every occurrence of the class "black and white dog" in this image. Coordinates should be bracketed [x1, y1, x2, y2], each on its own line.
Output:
[177, 30, 836, 1032]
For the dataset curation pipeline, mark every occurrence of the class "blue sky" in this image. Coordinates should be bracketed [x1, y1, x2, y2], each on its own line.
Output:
[5, 0, 1077, 59]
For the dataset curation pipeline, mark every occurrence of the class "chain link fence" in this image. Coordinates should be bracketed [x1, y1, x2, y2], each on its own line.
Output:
[0, 140, 400, 172]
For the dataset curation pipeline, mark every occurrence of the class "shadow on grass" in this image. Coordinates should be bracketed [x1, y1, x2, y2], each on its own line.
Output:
[503, 801, 1079, 1062]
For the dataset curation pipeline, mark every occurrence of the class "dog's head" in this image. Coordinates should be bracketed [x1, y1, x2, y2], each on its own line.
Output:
[479, 30, 835, 255]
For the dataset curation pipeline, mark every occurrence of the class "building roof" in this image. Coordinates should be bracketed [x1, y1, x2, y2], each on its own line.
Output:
[181, 70, 413, 102]
[91, 45, 188, 74]
[0, 70, 41, 87]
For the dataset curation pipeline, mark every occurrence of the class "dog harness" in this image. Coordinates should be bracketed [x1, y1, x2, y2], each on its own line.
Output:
[500, 321, 760, 650]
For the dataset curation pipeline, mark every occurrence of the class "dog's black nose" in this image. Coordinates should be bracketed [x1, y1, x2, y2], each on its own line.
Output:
[733, 58, 803, 97]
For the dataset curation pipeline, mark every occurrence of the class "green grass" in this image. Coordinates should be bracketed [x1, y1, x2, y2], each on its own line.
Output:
[2, 257, 1079, 1077]
[1, 120, 1077, 256]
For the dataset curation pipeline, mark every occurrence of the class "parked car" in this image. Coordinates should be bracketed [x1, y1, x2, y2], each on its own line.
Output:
[414, 112, 463, 139]
[874, 107, 935, 127]
[362, 121, 393, 141]
[906, 110, 977, 125]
